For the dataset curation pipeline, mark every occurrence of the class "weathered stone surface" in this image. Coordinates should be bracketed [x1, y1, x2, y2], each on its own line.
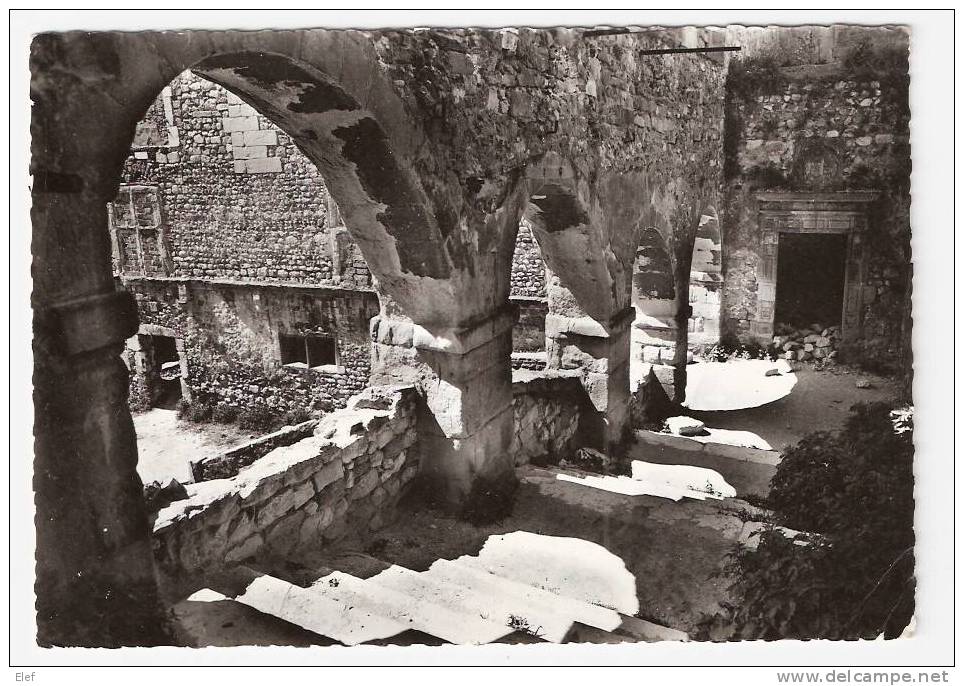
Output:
[151, 385, 420, 585]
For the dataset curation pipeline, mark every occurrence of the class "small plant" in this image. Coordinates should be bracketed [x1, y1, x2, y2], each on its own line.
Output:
[174, 398, 191, 419]
[237, 404, 280, 433]
[176, 398, 214, 423]
[280, 407, 313, 426]
[211, 404, 239, 424]
[507, 614, 544, 638]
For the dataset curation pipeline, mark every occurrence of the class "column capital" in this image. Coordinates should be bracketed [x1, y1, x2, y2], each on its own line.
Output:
[36, 290, 138, 358]
[545, 305, 635, 339]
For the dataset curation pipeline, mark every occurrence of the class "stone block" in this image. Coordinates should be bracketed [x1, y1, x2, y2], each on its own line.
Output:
[244, 157, 283, 174]
[312, 458, 345, 491]
[243, 129, 278, 146]
[666, 416, 706, 437]
[289, 480, 316, 510]
[222, 116, 259, 132]
[233, 145, 267, 160]
[225, 534, 263, 564]
[255, 490, 295, 528]
[350, 469, 380, 501]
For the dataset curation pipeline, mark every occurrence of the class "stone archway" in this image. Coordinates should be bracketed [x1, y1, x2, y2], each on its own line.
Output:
[687, 208, 724, 350]
[29, 35, 486, 647]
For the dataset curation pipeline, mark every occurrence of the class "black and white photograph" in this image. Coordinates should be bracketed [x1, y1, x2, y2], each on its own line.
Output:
[7, 8, 957, 679]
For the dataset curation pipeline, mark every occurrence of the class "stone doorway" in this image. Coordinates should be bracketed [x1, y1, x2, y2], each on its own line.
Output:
[129, 324, 190, 410]
[145, 334, 182, 409]
[751, 192, 879, 343]
[774, 232, 848, 330]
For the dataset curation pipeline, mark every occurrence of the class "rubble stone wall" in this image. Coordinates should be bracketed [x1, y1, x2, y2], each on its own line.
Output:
[124, 277, 379, 415]
[510, 370, 587, 466]
[152, 385, 419, 589]
[509, 220, 546, 298]
[118, 72, 347, 285]
[721, 29, 911, 376]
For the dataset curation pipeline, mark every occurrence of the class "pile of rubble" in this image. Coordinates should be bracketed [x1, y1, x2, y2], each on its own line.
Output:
[773, 323, 840, 362]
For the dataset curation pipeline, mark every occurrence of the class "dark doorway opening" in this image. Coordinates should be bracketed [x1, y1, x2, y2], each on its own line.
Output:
[774, 233, 848, 330]
[147, 334, 182, 409]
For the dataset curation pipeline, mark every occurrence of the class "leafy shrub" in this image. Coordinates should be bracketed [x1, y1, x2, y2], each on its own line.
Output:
[281, 407, 313, 426]
[176, 398, 214, 423]
[174, 398, 191, 419]
[701, 402, 915, 641]
[237, 404, 280, 433]
[460, 473, 520, 527]
[211, 404, 239, 424]
[727, 52, 791, 102]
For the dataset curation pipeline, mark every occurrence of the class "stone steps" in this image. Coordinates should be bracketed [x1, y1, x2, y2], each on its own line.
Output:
[188, 539, 689, 646]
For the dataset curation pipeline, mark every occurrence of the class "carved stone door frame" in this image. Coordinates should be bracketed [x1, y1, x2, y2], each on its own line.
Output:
[753, 192, 879, 342]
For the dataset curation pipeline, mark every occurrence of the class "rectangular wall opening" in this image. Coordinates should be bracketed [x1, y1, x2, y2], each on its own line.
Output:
[280, 333, 339, 369]
[146, 334, 182, 409]
[774, 232, 848, 331]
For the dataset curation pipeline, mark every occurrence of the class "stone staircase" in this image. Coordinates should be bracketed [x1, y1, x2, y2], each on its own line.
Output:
[178, 545, 688, 647]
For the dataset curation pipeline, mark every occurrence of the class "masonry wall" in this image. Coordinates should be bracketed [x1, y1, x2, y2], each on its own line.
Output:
[510, 370, 588, 466]
[720, 29, 912, 377]
[118, 72, 350, 285]
[152, 385, 419, 592]
[124, 277, 379, 415]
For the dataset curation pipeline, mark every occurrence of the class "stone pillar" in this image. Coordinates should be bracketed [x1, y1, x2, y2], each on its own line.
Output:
[32, 188, 171, 645]
[544, 284, 633, 453]
[370, 304, 517, 507]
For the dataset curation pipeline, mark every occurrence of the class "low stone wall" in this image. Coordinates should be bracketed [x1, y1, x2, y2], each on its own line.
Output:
[510, 369, 586, 466]
[152, 385, 419, 589]
[189, 419, 319, 482]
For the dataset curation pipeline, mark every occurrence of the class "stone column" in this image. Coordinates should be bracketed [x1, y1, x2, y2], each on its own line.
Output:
[32, 184, 171, 645]
[544, 281, 633, 453]
[370, 304, 517, 508]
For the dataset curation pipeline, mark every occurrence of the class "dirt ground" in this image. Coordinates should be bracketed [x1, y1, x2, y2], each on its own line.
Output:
[689, 363, 901, 452]
[133, 408, 257, 484]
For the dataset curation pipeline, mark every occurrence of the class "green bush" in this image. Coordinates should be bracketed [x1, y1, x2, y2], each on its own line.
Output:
[237, 404, 280, 433]
[701, 402, 915, 641]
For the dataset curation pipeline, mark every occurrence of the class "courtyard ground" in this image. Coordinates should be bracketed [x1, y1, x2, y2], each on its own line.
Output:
[133, 409, 256, 484]
[688, 363, 902, 452]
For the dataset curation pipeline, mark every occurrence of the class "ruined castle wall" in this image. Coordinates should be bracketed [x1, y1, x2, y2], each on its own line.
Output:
[721, 31, 911, 376]
[124, 277, 379, 414]
[152, 386, 419, 591]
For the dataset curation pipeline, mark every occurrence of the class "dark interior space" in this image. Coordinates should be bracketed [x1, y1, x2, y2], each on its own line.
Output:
[774, 232, 848, 329]
[151, 334, 182, 409]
